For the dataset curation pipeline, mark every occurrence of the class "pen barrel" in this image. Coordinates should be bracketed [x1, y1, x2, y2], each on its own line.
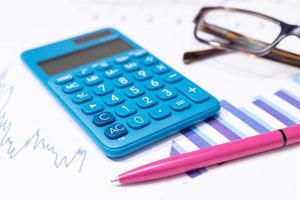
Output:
[119, 130, 285, 184]
[284, 125, 300, 145]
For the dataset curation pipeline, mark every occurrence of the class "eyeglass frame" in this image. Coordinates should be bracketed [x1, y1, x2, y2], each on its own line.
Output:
[184, 7, 300, 66]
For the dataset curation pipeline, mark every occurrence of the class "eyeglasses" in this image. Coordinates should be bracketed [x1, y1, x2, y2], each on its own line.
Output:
[183, 7, 300, 67]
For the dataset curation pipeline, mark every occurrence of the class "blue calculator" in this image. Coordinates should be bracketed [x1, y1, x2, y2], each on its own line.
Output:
[21, 28, 220, 158]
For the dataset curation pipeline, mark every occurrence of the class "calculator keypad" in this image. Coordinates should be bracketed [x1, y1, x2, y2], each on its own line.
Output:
[54, 50, 212, 143]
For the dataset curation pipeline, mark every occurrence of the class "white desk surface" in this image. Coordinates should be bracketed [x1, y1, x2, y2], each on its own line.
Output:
[0, 0, 300, 199]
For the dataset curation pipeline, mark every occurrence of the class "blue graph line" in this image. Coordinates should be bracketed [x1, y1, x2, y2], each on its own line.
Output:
[0, 69, 87, 173]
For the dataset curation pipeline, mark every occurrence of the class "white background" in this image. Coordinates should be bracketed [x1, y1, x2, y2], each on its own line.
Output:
[0, 0, 300, 199]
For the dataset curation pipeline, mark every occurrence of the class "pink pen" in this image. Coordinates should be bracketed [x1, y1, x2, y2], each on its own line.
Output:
[111, 124, 300, 185]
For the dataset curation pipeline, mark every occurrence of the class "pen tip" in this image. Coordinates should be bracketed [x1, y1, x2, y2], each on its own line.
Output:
[110, 176, 120, 185]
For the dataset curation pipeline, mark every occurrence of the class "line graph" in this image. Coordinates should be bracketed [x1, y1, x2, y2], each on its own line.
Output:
[0, 69, 87, 173]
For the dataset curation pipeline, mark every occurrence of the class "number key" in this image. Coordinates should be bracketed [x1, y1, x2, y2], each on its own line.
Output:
[127, 114, 150, 129]
[133, 69, 152, 81]
[115, 102, 137, 117]
[124, 86, 144, 98]
[136, 95, 157, 108]
[145, 79, 164, 90]
[93, 83, 113, 96]
[114, 76, 132, 88]
[157, 88, 177, 100]
[103, 92, 125, 106]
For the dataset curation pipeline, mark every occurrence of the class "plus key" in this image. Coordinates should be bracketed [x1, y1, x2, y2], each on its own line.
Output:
[176, 80, 210, 103]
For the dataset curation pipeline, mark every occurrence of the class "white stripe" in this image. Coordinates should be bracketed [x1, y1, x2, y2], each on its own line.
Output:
[268, 94, 300, 121]
[195, 122, 230, 145]
[174, 133, 199, 152]
[283, 86, 300, 100]
[246, 103, 286, 129]
[219, 109, 258, 137]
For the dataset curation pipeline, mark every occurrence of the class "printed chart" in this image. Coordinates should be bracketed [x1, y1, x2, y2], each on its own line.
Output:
[171, 77, 300, 178]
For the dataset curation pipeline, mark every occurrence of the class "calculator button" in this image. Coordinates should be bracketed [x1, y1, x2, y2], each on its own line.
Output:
[152, 63, 170, 74]
[123, 61, 141, 72]
[115, 55, 130, 64]
[83, 74, 102, 86]
[104, 123, 128, 140]
[149, 106, 171, 120]
[176, 81, 210, 103]
[76, 68, 93, 77]
[55, 74, 73, 84]
[71, 91, 93, 104]
[142, 55, 158, 66]
[82, 101, 103, 115]
[114, 76, 133, 88]
[157, 88, 177, 100]
[92, 61, 111, 71]
[133, 69, 152, 81]
[103, 68, 122, 79]
[163, 72, 182, 83]
[124, 86, 145, 98]
[127, 114, 150, 129]
[93, 83, 114, 96]
[136, 95, 157, 108]
[93, 111, 115, 127]
[144, 79, 164, 90]
[130, 49, 147, 58]
[170, 97, 191, 111]
[103, 92, 125, 106]
[115, 103, 137, 117]
[62, 81, 83, 94]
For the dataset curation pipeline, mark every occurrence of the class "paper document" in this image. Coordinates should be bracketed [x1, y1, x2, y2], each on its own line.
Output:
[0, 0, 300, 199]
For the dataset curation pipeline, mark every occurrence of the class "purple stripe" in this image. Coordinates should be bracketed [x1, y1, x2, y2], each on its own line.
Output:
[186, 168, 208, 178]
[275, 90, 300, 110]
[221, 100, 269, 133]
[253, 99, 296, 126]
[181, 128, 211, 148]
[205, 118, 241, 141]
[170, 141, 207, 178]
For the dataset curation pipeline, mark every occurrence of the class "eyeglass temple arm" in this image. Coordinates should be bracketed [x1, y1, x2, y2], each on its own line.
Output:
[183, 47, 300, 68]
[183, 48, 228, 64]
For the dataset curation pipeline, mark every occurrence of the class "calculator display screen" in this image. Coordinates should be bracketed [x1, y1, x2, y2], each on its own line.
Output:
[39, 39, 133, 75]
